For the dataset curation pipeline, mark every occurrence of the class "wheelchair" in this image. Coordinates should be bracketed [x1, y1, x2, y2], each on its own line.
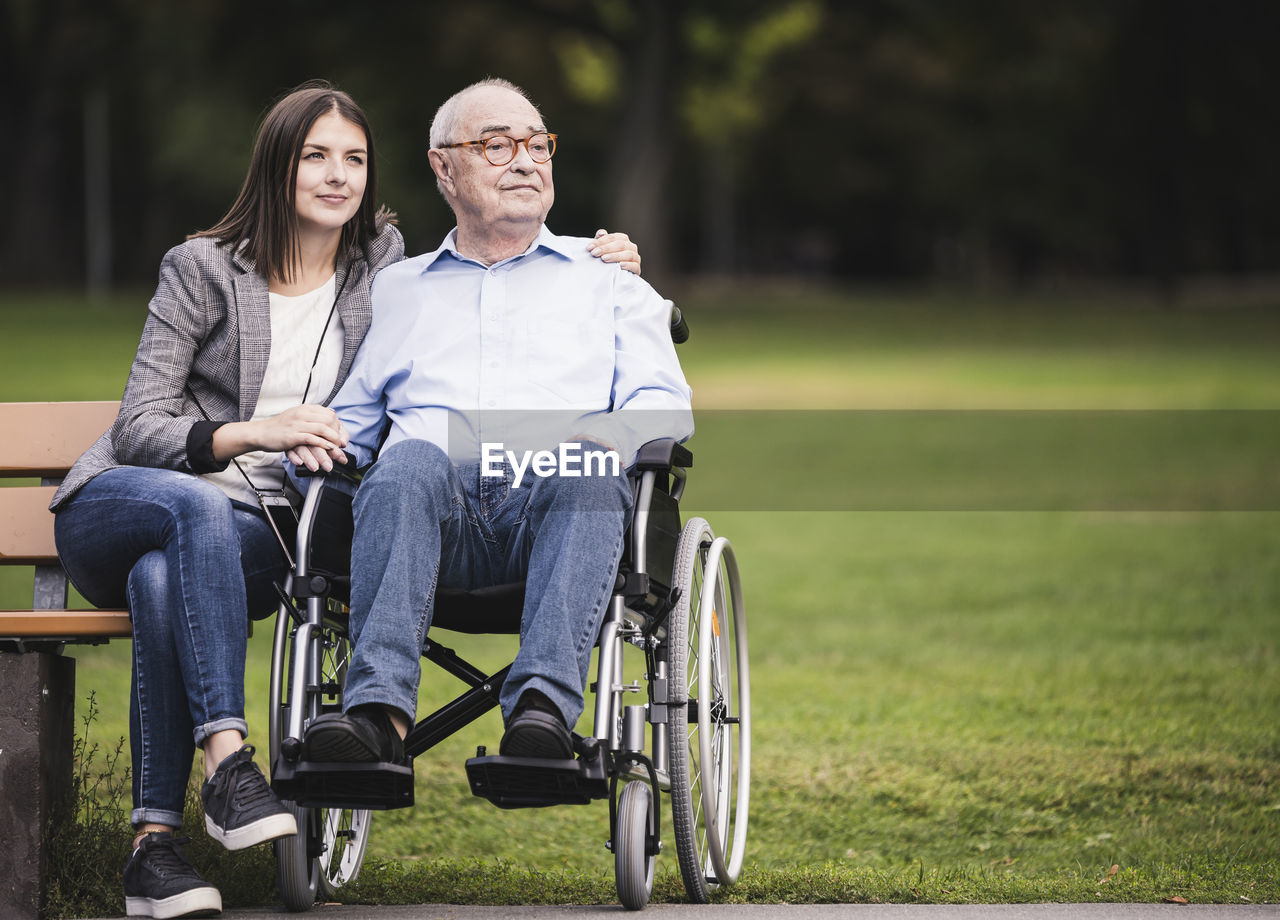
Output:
[266, 434, 750, 910]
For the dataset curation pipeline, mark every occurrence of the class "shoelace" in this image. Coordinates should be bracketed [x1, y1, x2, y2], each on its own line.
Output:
[227, 754, 277, 812]
[142, 836, 197, 878]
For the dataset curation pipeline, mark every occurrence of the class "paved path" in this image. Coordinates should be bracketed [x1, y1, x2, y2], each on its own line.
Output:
[82, 903, 1276, 920]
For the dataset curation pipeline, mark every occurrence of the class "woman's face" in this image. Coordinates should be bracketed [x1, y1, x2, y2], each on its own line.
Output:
[293, 110, 368, 236]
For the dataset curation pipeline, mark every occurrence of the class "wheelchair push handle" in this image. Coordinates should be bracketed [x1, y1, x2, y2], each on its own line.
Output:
[293, 449, 361, 480]
[670, 306, 690, 344]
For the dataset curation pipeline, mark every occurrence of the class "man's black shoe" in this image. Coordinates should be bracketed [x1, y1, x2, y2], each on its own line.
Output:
[303, 705, 406, 763]
[201, 745, 297, 850]
[500, 690, 573, 759]
[123, 831, 221, 919]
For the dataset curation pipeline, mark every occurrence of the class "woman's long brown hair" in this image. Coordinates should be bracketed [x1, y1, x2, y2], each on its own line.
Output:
[190, 80, 392, 284]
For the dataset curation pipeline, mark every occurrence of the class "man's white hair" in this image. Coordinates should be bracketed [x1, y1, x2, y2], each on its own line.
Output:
[429, 77, 540, 149]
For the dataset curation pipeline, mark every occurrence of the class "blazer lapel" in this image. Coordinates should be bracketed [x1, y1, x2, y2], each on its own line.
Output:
[232, 249, 271, 421]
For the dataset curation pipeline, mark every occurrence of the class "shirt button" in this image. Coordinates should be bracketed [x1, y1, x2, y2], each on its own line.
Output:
[486, 399, 497, 407]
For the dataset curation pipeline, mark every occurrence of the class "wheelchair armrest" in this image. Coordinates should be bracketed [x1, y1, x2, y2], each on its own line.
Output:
[632, 439, 692, 473]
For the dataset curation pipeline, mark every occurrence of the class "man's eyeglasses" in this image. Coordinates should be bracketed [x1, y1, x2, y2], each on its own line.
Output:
[439, 132, 557, 166]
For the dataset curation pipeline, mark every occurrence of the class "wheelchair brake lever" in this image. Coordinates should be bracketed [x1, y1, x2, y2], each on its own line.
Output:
[273, 580, 305, 627]
[642, 586, 681, 638]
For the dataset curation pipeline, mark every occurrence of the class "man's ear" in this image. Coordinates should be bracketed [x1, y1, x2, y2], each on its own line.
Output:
[428, 148, 453, 193]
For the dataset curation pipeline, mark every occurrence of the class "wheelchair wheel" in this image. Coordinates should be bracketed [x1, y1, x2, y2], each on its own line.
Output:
[614, 780, 657, 910]
[269, 604, 373, 911]
[667, 517, 751, 903]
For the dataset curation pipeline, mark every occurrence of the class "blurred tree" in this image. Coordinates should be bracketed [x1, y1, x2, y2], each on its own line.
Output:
[532, 0, 824, 280]
[3, 0, 112, 284]
[3, 0, 1279, 288]
[681, 1, 822, 274]
[522, 0, 682, 283]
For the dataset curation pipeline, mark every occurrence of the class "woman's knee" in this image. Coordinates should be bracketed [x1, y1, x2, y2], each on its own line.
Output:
[125, 550, 170, 619]
[164, 477, 238, 528]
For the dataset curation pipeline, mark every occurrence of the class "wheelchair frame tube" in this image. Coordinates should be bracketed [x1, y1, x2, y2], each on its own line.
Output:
[293, 477, 326, 581]
[283, 478, 329, 745]
[593, 596, 625, 749]
[652, 658, 669, 778]
[631, 471, 656, 577]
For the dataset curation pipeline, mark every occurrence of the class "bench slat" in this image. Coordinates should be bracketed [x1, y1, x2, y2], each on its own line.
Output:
[0, 610, 132, 638]
[0, 401, 119, 477]
[0, 486, 58, 565]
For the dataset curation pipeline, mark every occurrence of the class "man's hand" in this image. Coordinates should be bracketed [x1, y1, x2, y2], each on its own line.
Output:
[568, 434, 619, 455]
[590, 229, 642, 276]
[287, 442, 349, 474]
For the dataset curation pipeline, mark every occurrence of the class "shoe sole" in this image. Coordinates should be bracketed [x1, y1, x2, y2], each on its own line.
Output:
[125, 886, 221, 919]
[304, 722, 386, 763]
[500, 710, 574, 759]
[205, 810, 298, 851]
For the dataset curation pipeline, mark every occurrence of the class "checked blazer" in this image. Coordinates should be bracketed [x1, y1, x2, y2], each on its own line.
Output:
[50, 225, 405, 510]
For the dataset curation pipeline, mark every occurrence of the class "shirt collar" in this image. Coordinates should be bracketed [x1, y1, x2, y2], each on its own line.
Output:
[417, 224, 574, 273]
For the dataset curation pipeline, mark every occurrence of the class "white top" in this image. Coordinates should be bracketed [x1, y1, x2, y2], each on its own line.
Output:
[204, 275, 344, 505]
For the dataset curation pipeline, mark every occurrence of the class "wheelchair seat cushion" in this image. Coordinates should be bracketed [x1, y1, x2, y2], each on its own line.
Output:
[432, 582, 525, 634]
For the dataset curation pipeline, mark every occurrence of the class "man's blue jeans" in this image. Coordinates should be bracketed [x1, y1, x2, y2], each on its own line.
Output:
[342, 438, 634, 730]
[54, 467, 285, 829]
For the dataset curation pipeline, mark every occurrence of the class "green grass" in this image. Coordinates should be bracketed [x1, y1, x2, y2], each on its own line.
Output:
[3, 284, 1279, 909]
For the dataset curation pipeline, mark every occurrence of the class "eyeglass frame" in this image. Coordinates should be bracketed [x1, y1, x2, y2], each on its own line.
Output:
[437, 132, 558, 166]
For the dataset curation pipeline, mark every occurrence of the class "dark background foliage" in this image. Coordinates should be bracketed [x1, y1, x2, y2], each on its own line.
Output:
[3, 0, 1278, 290]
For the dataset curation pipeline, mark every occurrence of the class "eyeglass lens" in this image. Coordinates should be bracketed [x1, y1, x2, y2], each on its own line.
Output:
[484, 133, 555, 165]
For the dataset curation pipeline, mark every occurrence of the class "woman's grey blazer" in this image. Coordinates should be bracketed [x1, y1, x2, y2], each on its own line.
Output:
[50, 225, 405, 510]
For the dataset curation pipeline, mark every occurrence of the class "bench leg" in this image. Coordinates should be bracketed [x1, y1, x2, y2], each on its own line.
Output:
[0, 652, 75, 920]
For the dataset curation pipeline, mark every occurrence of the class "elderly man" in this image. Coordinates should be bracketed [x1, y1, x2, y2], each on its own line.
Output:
[294, 78, 692, 765]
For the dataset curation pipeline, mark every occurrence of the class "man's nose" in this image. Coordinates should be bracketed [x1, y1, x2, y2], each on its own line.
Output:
[508, 143, 536, 171]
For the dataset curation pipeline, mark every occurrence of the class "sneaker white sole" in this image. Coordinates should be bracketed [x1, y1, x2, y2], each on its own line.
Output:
[125, 886, 221, 918]
[205, 810, 298, 851]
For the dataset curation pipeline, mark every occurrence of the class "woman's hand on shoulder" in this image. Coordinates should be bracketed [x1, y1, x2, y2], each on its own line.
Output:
[589, 229, 642, 276]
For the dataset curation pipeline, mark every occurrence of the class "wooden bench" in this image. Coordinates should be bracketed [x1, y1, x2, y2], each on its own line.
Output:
[0, 401, 129, 920]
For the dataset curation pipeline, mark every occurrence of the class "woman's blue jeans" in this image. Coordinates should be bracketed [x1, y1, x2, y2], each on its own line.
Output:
[342, 438, 633, 730]
[54, 467, 285, 829]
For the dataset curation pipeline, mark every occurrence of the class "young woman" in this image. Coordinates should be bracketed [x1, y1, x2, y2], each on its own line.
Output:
[51, 81, 640, 919]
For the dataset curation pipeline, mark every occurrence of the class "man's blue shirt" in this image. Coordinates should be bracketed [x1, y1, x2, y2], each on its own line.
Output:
[328, 225, 693, 470]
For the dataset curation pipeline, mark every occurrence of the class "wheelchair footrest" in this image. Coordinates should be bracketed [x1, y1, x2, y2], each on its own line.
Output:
[273, 756, 414, 810]
[465, 751, 609, 809]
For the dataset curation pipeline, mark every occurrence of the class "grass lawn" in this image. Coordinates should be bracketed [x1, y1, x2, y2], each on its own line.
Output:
[2, 284, 1278, 909]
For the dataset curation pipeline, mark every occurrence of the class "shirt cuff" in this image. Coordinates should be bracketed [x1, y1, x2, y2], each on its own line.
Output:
[186, 420, 231, 473]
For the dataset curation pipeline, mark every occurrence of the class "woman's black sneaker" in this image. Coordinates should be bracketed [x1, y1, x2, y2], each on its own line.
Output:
[201, 745, 297, 850]
[123, 831, 221, 919]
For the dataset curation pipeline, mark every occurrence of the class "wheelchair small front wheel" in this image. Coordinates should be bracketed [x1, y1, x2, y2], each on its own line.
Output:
[667, 517, 751, 903]
[615, 780, 657, 910]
